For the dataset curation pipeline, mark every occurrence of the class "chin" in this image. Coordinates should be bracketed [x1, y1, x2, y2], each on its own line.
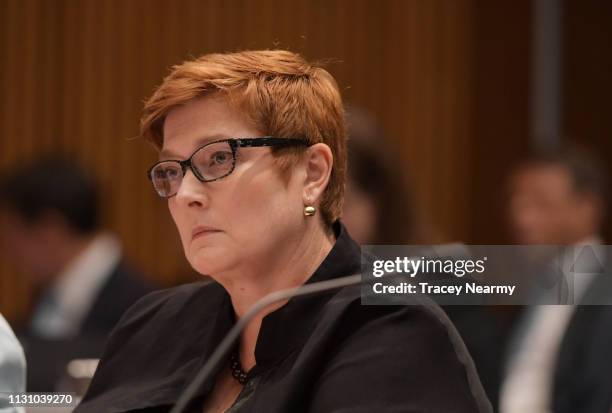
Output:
[188, 246, 233, 277]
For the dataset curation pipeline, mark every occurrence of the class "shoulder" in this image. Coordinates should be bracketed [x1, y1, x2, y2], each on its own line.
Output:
[325, 285, 479, 368]
[112, 279, 224, 333]
[77, 280, 227, 411]
[324, 284, 470, 343]
[307, 286, 492, 412]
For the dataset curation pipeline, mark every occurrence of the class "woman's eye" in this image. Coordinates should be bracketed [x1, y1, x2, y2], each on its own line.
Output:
[210, 151, 231, 165]
[156, 166, 179, 179]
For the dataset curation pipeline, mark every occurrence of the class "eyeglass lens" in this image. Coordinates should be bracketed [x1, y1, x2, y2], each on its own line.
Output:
[150, 141, 235, 197]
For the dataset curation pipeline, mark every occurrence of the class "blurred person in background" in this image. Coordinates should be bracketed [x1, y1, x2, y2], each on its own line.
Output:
[343, 105, 504, 406]
[342, 105, 431, 245]
[0, 157, 153, 391]
[0, 313, 25, 413]
[508, 145, 606, 247]
[500, 144, 612, 413]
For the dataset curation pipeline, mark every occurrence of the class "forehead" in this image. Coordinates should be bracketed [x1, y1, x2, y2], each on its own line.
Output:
[160, 95, 260, 159]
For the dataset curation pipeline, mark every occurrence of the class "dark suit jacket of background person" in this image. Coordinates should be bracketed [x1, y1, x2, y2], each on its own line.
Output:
[552, 252, 612, 413]
[443, 305, 504, 408]
[76, 222, 492, 413]
[18, 260, 153, 391]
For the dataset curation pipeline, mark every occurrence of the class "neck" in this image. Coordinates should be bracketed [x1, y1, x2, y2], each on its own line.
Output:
[219, 221, 335, 371]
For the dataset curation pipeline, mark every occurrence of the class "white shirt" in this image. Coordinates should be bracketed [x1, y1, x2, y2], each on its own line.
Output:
[30, 233, 122, 339]
[499, 237, 605, 413]
[0, 313, 25, 413]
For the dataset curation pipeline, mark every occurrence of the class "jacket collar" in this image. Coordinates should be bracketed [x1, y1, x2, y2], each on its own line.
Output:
[254, 220, 361, 369]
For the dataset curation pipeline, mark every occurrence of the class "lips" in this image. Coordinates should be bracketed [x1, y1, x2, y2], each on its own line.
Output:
[191, 226, 222, 241]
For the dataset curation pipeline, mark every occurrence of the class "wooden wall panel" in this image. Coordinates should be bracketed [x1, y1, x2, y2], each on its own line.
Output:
[0, 0, 478, 321]
[468, 0, 532, 243]
[563, 0, 612, 242]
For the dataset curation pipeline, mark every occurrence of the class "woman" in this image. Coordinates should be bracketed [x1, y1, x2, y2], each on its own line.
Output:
[76, 50, 491, 412]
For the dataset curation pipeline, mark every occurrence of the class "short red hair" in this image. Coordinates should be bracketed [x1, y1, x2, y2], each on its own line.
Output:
[140, 50, 346, 226]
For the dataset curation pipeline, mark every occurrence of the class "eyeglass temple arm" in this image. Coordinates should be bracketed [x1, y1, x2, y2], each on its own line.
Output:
[235, 137, 309, 148]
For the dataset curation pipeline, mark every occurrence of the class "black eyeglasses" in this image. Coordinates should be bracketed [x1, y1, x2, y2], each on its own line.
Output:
[147, 137, 310, 198]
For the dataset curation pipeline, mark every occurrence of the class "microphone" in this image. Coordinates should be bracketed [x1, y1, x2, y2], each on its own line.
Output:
[169, 273, 362, 413]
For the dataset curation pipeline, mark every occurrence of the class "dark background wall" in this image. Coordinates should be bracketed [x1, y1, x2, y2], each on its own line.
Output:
[0, 0, 609, 322]
[563, 0, 612, 242]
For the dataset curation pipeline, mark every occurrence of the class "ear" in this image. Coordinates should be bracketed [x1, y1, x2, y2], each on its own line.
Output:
[301, 143, 333, 206]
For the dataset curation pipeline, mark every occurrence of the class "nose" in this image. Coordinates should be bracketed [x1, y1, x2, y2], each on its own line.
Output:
[174, 169, 209, 208]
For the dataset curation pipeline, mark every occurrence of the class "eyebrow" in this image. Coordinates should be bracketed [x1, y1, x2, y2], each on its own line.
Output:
[159, 135, 228, 160]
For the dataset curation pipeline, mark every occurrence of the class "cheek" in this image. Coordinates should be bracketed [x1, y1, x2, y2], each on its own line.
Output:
[168, 200, 190, 246]
[168, 166, 303, 275]
[233, 185, 289, 231]
[227, 175, 301, 242]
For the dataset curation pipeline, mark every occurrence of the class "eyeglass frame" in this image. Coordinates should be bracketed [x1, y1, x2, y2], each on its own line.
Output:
[147, 136, 311, 198]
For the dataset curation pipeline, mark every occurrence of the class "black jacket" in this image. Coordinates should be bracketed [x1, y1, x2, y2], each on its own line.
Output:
[552, 257, 612, 413]
[77, 222, 491, 412]
[19, 260, 153, 391]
